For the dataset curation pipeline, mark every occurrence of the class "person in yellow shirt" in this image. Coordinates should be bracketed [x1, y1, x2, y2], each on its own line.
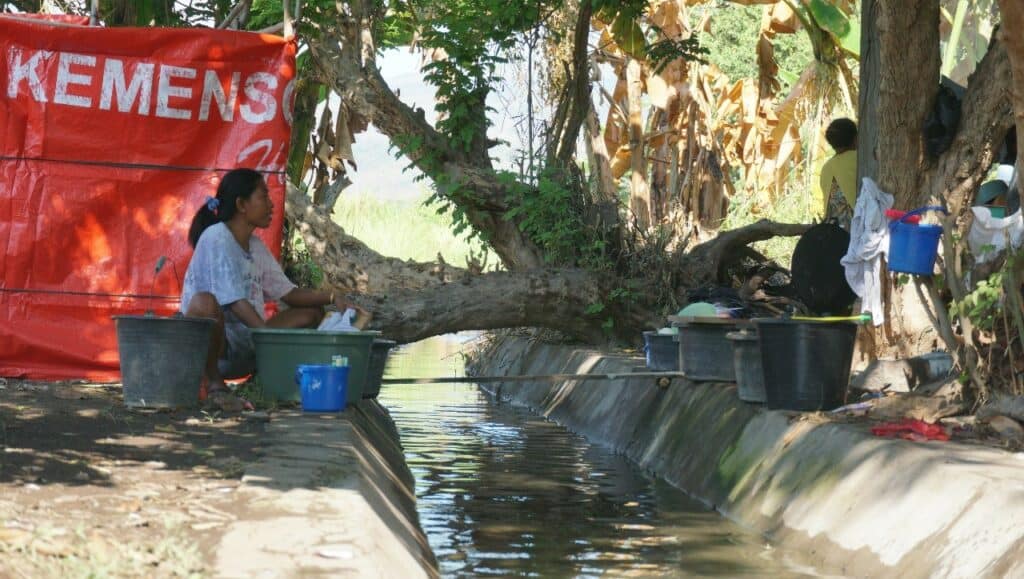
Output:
[820, 118, 858, 229]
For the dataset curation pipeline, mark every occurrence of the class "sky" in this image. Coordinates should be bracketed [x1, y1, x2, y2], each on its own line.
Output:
[341, 49, 537, 201]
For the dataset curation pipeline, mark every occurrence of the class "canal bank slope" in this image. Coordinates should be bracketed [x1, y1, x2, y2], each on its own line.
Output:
[470, 335, 1024, 578]
[213, 401, 438, 578]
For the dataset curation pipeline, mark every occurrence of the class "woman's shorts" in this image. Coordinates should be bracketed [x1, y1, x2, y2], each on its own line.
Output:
[218, 322, 257, 379]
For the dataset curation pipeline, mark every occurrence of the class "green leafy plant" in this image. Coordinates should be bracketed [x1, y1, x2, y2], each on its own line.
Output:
[952, 271, 1005, 331]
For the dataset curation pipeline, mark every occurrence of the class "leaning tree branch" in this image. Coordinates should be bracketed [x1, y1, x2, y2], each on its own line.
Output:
[364, 269, 608, 344]
[286, 183, 622, 343]
[677, 220, 813, 286]
[307, 8, 547, 270]
[690, 220, 813, 259]
[285, 183, 469, 295]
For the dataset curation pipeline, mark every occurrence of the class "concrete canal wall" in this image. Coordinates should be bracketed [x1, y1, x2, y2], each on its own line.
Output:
[470, 336, 1024, 578]
[214, 401, 438, 578]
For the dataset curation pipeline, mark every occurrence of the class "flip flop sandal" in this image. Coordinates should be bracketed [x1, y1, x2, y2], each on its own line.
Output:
[206, 388, 254, 412]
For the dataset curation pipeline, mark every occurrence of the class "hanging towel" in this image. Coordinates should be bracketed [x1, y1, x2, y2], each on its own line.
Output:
[840, 177, 894, 326]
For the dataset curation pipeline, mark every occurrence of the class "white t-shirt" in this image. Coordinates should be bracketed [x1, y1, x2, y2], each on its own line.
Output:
[179, 222, 296, 323]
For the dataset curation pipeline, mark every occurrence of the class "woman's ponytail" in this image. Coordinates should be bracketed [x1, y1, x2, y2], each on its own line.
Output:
[187, 169, 264, 247]
[188, 199, 221, 248]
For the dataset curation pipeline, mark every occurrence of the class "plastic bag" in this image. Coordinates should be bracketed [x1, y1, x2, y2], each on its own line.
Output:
[968, 207, 1024, 264]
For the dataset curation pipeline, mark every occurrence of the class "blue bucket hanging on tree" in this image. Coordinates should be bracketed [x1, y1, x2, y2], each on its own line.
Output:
[888, 206, 948, 276]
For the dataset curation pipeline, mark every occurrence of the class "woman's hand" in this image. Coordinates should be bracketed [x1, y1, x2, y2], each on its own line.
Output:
[333, 295, 373, 330]
[229, 300, 267, 328]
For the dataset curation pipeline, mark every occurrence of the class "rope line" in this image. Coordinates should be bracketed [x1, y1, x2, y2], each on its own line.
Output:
[0, 155, 287, 175]
[0, 287, 179, 301]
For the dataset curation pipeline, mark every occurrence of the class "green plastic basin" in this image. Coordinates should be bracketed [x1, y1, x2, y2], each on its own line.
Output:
[250, 328, 381, 403]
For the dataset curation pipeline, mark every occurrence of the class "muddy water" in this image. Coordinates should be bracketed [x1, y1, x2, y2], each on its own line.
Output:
[380, 336, 822, 578]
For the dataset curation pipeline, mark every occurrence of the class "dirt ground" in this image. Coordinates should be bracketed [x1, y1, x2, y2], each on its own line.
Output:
[0, 378, 268, 578]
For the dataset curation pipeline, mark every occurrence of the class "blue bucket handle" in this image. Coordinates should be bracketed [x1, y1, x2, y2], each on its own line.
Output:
[896, 205, 949, 225]
[295, 366, 305, 385]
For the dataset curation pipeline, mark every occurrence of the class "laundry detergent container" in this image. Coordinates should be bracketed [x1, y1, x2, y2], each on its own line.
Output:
[251, 329, 380, 403]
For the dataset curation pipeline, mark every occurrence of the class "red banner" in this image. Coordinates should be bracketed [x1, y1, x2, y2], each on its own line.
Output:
[0, 19, 296, 380]
[1, 13, 91, 25]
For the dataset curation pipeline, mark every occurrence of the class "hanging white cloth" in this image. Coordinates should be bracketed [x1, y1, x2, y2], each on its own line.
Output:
[840, 177, 894, 326]
[968, 207, 1024, 264]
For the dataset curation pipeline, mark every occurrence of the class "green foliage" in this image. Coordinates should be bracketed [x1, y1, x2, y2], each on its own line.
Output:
[413, 0, 553, 152]
[647, 33, 709, 73]
[722, 179, 817, 268]
[952, 270, 1004, 332]
[690, 2, 814, 94]
[283, 235, 324, 288]
[503, 169, 607, 267]
[611, 12, 647, 57]
[247, 0, 344, 32]
[806, 0, 850, 38]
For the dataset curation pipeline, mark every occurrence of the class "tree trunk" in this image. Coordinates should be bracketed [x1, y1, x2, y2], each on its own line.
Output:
[627, 58, 652, 230]
[997, 0, 1024, 203]
[858, 0, 940, 199]
[584, 99, 619, 206]
[857, 0, 1014, 361]
[367, 269, 608, 344]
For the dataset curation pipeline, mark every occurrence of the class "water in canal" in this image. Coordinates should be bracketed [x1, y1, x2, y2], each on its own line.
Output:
[379, 336, 823, 577]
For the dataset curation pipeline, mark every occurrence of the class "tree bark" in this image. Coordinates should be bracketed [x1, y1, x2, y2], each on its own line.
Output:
[367, 269, 608, 344]
[920, 35, 1012, 212]
[859, 0, 1013, 360]
[584, 99, 619, 206]
[858, 0, 940, 200]
[627, 58, 652, 230]
[996, 1, 1024, 204]
[549, 1, 594, 167]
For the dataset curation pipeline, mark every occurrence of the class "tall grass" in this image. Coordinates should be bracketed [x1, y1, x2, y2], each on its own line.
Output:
[332, 191, 499, 268]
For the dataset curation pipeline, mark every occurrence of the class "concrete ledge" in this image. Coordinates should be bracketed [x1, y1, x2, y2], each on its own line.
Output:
[214, 401, 438, 578]
[471, 336, 1024, 578]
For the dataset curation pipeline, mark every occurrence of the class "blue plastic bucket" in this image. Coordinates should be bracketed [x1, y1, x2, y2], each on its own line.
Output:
[642, 331, 679, 371]
[888, 206, 948, 276]
[295, 364, 349, 412]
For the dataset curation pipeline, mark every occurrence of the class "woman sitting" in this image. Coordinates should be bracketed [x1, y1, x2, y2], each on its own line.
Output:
[180, 168, 366, 410]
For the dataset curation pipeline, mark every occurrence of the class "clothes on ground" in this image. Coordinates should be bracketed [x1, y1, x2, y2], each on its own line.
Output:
[820, 150, 858, 223]
[968, 207, 1024, 265]
[870, 419, 950, 442]
[180, 222, 297, 377]
[840, 177, 893, 327]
